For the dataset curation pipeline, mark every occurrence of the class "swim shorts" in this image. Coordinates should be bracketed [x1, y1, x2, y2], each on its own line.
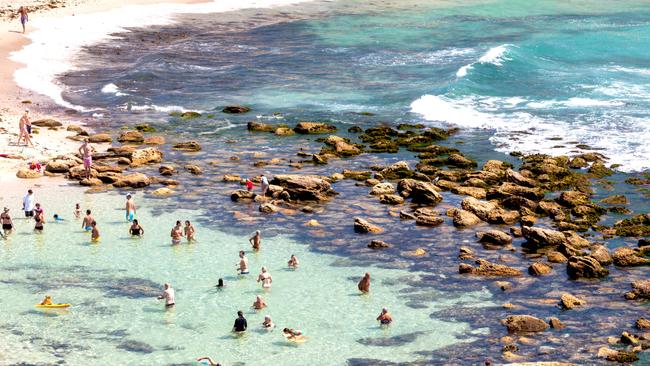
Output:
[126, 211, 134, 222]
[2, 224, 12, 230]
[25, 210, 34, 217]
[85, 226, 93, 231]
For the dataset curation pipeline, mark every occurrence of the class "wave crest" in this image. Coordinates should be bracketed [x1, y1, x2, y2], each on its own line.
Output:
[456, 44, 513, 78]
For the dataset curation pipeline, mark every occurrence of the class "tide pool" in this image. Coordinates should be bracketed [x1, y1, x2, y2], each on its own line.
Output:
[0, 187, 492, 365]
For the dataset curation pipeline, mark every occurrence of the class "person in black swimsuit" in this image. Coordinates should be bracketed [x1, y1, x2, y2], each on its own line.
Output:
[1, 208, 13, 235]
[129, 219, 144, 237]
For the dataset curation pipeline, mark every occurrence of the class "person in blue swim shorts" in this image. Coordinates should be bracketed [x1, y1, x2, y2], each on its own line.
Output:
[81, 209, 94, 231]
[125, 194, 136, 222]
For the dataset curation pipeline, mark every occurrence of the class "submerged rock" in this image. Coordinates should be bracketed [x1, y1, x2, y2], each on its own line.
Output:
[172, 141, 201, 152]
[247, 121, 275, 132]
[501, 315, 548, 333]
[459, 259, 522, 277]
[368, 240, 391, 249]
[625, 279, 650, 300]
[293, 122, 337, 134]
[222, 105, 251, 114]
[559, 293, 586, 310]
[353, 217, 383, 234]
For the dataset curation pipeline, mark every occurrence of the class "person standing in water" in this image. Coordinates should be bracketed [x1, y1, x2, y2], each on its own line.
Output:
[73, 203, 81, 219]
[18, 6, 28, 33]
[237, 251, 249, 274]
[288, 254, 299, 268]
[90, 221, 100, 242]
[184, 220, 195, 242]
[125, 194, 136, 222]
[157, 283, 175, 307]
[358, 272, 370, 293]
[23, 189, 35, 217]
[170, 221, 183, 245]
[249, 230, 261, 251]
[129, 219, 144, 237]
[232, 310, 247, 333]
[34, 203, 44, 223]
[252, 295, 266, 310]
[257, 266, 272, 289]
[260, 174, 269, 197]
[376, 307, 393, 325]
[82, 209, 94, 231]
[1, 208, 13, 235]
[78, 139, 92, 179]
[262, 315, 274, 329]
[34, 216, 44, 232]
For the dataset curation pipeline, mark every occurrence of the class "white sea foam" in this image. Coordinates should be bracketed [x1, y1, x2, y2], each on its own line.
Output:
[410, 94, 650, 172]
[10, 0, 314, 111]
[456, 44, 512, 78]
[527, 97, 624, 109]
[122, 104, 200, 113]
[359, 48, 475, 67]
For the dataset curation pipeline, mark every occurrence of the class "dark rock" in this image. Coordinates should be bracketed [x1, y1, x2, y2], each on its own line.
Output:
[368, 240, 391, 249]
[459, 259, 522, 277]
[247, 121, 275, 132]
[501, 315, 548, 333]
[294, 122, 337, 134]
[476, 230, 512, 245]
[172, 141, 201, 152]
[379, 194, 405, 205]
[222, 105, 251, 114]
[548, 317, 565, 329]
[32, 119, 62, 127]
[528, 262, 553, 276]
[354, 217, 383, 234]
[566, 256, 609, 279]
[231, 190, 255, 202]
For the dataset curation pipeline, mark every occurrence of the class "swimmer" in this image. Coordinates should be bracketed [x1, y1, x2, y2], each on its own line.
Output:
[262, 315, 275, 329]
[129, 219, 144, 237]
[53, 214, 64, 222]
[232, 310, 247, 332]
[237, 251, 249, 274]
[40, 295, 52, 306]
[216, 278, 224, 288]
[257, 266, 272, 289]
[184, 220, 195, 242]
[34, 216, 44, 232]
[249, 230, 261, 251]
[157, 283, 175, 307]
[1, 207, 13, 235]
[196, 356, 221, 366]
[125, 194, 136, 222]
[74, 203, 81, 219]
[170, 220, 183, 245]
[287, 254, 299, 268]
[253, 295, 266, 310]
[82, 209, 94, 231]
[376, 307, 393, 325]
[282, 328, 306, 342]
[358, 272, 370, 293]
[90, 221, 100, 242]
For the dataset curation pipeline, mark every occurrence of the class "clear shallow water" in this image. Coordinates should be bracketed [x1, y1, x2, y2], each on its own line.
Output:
[0, 188, 492, 365]
[57, 0, 650, 171]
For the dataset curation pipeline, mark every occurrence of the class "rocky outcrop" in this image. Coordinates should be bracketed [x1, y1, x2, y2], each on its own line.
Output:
[45, 159, 78, 173]
[489, 182, 544, 201]
[459, 259, 522, 277]
[172, 141, 201, 152]
[274, 127, 294, 136]
[368, 240, 391, 249]
[446, 208, 482, 227]
[222, 105, 251, 114]
[247, 121, 275, 132]
[460, 197, 494, 221]
[322, 135, 362, 157]
[118, 130, 144, 144]
[231, 190, 255, 202]
[548, 317, 565, 329]
[413, 208, 443, 226]
[505, 169, 536, 187]
[259, 202, 279, 213]
[556, 191, 590, 207]
[451, 186, 486, 199]
[270, 175, 337, 201]
[612, 247, 650, 266]
[589, 245, 612, 266]
[130, 148, 164, 166]
[370, 183, 395, 195]
[112, 173, 151, 188]
[614, 213, 650, 237]
[16, 168, 41, 179]
[522, 226, 566, 247]
[560, 293, 586, 309]
[342, 170, 372, 181]
[501, 315, 548, 333]
[597, 347, 639, 363]
[476, 230, 512, 245]
[566, 256, 609, 279]
[379, 161, 413, 179]
[354, 217, 383, 234]
[398, 179, 442, 204]
[636, 317, 650, 329]
[32, 119, 62, 127]
[624, 279, 650, 300]
[528, 262, 552, 276]
[79, 178, 102, 186]
[379, 194, 405, 205]
[547, 251, 568, 263]
[88, 133, 112, 143]
[293, 122, 337, 134]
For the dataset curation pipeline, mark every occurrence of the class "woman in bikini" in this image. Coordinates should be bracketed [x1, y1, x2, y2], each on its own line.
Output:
[129, 219, 144, 237]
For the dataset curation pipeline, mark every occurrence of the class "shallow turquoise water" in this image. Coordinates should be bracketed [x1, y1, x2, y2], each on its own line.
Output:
[0, 186, 492, 365]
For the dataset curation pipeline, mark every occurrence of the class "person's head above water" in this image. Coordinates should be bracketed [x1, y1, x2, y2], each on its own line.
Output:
[132, 219, 139, 225]
[91, 221, 97, 227]
[217, 278, 224, 287]
[53, 214, 58, 219]
[239, 250, 245, 257]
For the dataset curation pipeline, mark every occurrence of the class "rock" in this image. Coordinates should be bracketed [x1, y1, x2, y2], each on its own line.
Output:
[185, 164, 202, 175]
[354, 217, 383, 234]
[502, 196, 538, 211]
[159, 165, 175, 176]
[459, 259, 522, 277]
[379, 194, 405, 205]
[67, 124, 86, 134]
[522, 226, 567, 247]
[505, 169, 537, 187]
[636, 317, 650, 329]
[222, 105, 251, 114]
[348, 126, 363, 133]
[144, 136, 166, 145]
[247, 121, 275, 132]
[638, 238, 649, 247]
[151, 187, 174, 196]
[563, 231, 590, 248]
[624, 279, 650, 300]
[547, 251, 568, 263]
[294, 122, 337, 134]
[566, 256, 609, 279]
[620, 331, 641, 346]
[560, 293, 586, 309]
[490, 182, 544, 201]
[413, 208, 443, 226]
[446, 153, 477, 168]
[45, 159, 77, 173]
[172, 141, 201, 151]
[379, 161, 413, 179]
[368, 240, 391, 249]
[231, 190, 255, 202]
[312, 154, 328, 165]
[451, 186, 486, 199]
[305, 219, 320, 227]
[274, 127, 294, 136]
[482, 159, 509, 175]
[528, 262, 553, 276]
[588, 161, 614, 177]
[404, 248, 427, 257]
[460, 197, 497, 221]
[600, 195, 628, 205]
[79, 178, 102, 186]
[501, 315, 548, 333]
[16, 168, 41, 179]
[459, 246, 474, 260]
[614, 213, 650, 237]
[589, 245, 612, 265]
[222, 174, 241, 182]
[270, 175, 337, 201]
[548, 317, 565, 329]
[32, 119, 62, 127]
[88, 133, 112, 143]
[556, 191, 589, 207]
[597, 347, 639, 363]
[447, 208, 482, 227]
[130, 148, 163, 166]
[179, 111, 201, 119]
[158, 179, 179, 186]
[612, 247, 650, 266]
[397, 179, 442, 204]
[323, 135, 362, 157]
[134, 123, 156, 132]
[399, 211, 416, 220]
[370, 183, 395, 195]
[118, 130, 144, 143]
[476, 230, 513, 245]
[259, 203, 279, 213]
[68, 165, 97, 180]
[510, 227, 523, 237]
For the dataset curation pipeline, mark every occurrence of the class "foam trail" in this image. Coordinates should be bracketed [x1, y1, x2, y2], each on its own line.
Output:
[456, 44, 512, 78]
[10, 0, 314, 111]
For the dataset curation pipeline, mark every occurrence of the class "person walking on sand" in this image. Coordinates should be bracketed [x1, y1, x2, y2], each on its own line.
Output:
[257, 266, 272, 289]
[78, 139, 92, 179]
[1, 208, 13, 235]
[90, 221, 100, 242]
[157, 283, 175, 307]
[170, 220, 183, 245]
[82, 209, 94, 231]
[376, 307, 393, 325]
[358, 272, 370, 293]
[125, 194, 136, 222]
[232, 310, 247, 333]
[22, 189, 35, 217]
[237, 250, 249, 274]
[18, 6, 28, 34]
[17, 110, 33, 147]
[260, 174, 269, 196]
[249, 230, 261, 251]
[184, 220, 195, 242]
